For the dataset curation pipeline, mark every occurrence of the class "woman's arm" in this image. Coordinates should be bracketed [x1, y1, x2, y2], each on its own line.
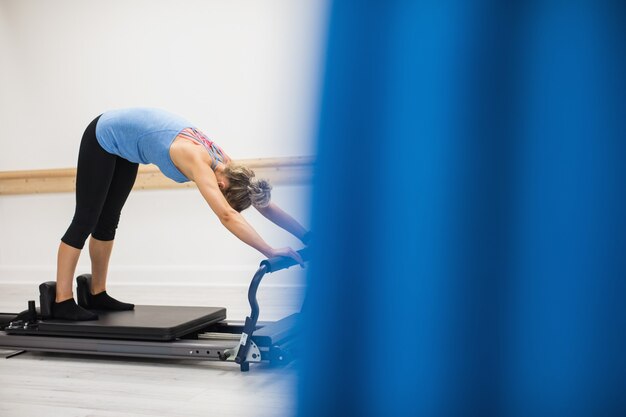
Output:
[178, 150, 303, 264]
[201, 184, 272, 258]
[255, 202, 310, 244]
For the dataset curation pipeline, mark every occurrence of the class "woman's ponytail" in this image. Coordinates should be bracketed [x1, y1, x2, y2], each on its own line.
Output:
[222, 164, 272, 212]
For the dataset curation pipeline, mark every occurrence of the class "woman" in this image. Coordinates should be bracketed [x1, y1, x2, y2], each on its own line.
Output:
[55, 107, 309, 321]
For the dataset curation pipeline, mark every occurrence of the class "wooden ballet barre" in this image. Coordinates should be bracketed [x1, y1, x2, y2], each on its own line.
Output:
[0, 156, 314, 196]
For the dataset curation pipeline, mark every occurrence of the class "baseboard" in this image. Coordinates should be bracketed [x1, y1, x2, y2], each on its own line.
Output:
[0, 264, 307, 288]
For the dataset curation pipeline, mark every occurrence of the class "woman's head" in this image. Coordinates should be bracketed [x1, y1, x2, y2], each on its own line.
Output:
[221, 164, 272, 212]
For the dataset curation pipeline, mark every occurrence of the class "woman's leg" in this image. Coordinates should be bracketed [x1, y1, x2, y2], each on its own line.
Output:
[89, 237, 114, 294]
[56, 115, 116, 319]
[55, 242, 81, 302]
[81, 156, 139, 310]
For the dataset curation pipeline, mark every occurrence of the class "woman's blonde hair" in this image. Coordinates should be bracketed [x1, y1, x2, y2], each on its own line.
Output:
[222, 164, 272, 212]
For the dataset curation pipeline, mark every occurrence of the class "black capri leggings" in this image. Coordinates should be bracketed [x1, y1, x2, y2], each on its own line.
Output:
[61, 115, 138, 250]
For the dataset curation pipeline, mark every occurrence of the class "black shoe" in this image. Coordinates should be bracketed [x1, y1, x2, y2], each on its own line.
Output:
[77, 274, 135, 311]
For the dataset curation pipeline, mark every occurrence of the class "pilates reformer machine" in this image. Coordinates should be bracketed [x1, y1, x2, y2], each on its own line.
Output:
[0, 249, 308, 372]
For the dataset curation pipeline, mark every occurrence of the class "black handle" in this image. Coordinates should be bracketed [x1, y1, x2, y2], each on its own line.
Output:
[28, 300, 37, 323]
[260, 248, 310, 273]
[235, 248, 310, 369]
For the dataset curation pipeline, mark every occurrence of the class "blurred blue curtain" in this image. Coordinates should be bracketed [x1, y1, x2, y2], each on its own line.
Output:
[299, 1, 626, 416]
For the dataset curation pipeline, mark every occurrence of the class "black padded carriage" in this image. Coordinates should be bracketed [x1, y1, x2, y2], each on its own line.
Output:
[5, 305, 226, 341]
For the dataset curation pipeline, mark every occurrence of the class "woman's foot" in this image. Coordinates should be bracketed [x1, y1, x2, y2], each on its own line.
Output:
[77, 275, 134, 311]
[86, 290, 135, 311]
[53, 298, 99, 321]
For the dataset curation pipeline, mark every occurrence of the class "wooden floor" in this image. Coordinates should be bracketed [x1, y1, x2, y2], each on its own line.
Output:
[0, 284, 302, 417]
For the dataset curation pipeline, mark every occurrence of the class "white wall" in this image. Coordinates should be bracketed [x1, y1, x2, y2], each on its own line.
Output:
[0, 0, 327, 319]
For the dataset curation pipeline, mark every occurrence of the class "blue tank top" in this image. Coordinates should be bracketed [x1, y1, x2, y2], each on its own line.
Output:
[95, 108, 193, 183]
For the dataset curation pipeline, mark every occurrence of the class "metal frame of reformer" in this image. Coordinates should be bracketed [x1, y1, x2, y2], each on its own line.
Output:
[0, 249, 308, 372]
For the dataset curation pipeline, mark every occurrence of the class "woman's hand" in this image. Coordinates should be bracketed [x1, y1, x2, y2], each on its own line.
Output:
[269, 247, 305, 268]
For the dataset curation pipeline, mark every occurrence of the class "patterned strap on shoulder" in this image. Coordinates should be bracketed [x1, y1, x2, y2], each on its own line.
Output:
[178, 128, 225, 170]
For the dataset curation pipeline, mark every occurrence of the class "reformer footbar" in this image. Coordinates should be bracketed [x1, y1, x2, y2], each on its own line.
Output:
[0, 249, 309, 372]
